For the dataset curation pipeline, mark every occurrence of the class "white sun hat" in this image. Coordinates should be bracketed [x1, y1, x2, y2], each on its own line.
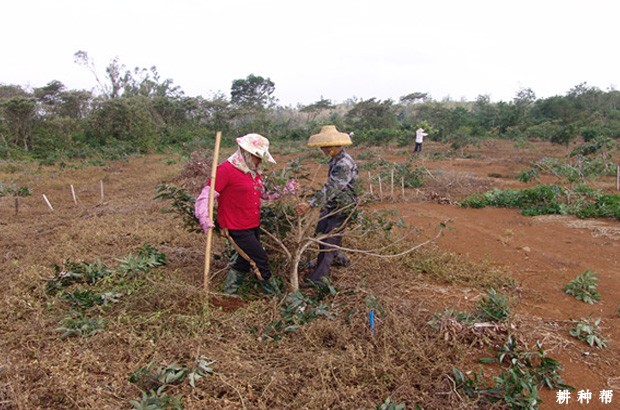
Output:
[236, 133, 276, 164]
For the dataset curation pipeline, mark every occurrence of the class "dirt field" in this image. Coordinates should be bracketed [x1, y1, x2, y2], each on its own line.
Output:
[1, 139, 619, 409]
[386, 141, 620, 409]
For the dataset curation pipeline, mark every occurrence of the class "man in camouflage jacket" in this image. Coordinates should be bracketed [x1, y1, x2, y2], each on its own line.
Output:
[296, 125, 359, 284]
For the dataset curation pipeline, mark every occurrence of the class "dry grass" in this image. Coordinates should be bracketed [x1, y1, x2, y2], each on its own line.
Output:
[0, 150, 561, 409]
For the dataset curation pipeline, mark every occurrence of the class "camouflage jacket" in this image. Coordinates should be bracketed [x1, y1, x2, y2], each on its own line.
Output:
[309, 149, 359, 210]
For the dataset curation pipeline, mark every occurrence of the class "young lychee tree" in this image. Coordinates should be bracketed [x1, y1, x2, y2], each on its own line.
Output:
[0, 182, 32, 215]
[157, 154, 444, 292]
[259, 185, 444, 290]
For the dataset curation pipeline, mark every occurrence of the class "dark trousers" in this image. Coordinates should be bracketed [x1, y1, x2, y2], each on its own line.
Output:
[414, 142, 422, 152]
[307, 210, 347, 283]
[227, 228, 271, 280]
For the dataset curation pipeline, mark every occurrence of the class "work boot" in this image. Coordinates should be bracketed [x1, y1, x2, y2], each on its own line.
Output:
[259, 276, 280, 296]
[333, 252, 350, 268]
[223, 269, 247, 294]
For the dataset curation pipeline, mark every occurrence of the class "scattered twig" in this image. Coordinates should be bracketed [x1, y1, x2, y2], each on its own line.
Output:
[419, 165, 434, 180]
[217, 374, 246, 409]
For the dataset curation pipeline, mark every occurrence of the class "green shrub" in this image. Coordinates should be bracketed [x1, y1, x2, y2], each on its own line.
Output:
[130, 391, 183, 410]
[516, 168, 539, 183]
[376, 397, 406, 410]
[259, 287, 337, 341]
[60, 289, 121, 308]
[452, 336, 571, 408]
[569, 317, 607, 348]
[474, 288, 511, 323]
[576, 194, 620, 220]
[55, 312, 105, 339]
[428, 308, 475, 329]
[46, 260, 112, 294]
[460, 185, 565, 217]
[154, 184, 202, 233]
[458, 193, 487, 208]
[563, 270, 601, 304]
[355, 128, 403, 146]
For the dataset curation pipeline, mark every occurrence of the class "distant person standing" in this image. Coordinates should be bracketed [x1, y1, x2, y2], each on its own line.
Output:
[414, 127, 427, 153]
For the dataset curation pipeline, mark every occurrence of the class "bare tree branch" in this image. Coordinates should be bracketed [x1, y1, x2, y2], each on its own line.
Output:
[306, 222, 445, 258]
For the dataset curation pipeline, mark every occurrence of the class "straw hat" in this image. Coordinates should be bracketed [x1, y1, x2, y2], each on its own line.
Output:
[236, 133, 276, 163]
[307, 125, 352, 148]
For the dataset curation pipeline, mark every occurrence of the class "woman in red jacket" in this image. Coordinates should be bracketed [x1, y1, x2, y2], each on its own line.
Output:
[195, 133, 278, 295]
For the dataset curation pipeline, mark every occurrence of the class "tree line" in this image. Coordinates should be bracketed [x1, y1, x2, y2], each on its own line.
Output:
[1, 52, 619, 161]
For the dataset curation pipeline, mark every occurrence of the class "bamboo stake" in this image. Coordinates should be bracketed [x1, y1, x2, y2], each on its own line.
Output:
[401, 176, 405, 199]
[204, 131, 222, 292]
[42, 194, 54, 211]
[368, 171, 373, 195]
[99, 180, 104, 204]
[70, 184, 78, 205]
[378, 176, 383, 201]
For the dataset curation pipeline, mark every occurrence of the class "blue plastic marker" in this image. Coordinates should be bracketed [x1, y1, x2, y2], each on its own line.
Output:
[369, 309, 376, 335]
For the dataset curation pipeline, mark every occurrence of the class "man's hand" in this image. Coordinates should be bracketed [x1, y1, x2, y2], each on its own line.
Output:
[295, 202, 311, 215]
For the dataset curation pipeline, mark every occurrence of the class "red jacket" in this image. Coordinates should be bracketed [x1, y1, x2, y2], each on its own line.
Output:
[213, 161, 262, 230]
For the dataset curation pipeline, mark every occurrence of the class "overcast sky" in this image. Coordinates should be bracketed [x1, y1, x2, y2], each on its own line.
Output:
[2, 0, 618, 106]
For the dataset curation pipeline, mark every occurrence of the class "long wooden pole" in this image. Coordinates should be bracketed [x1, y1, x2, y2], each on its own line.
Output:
[204, 131, 222, 292]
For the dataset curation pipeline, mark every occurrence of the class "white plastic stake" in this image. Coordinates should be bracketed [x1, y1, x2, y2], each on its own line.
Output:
[42, 194, 54, 211]
[70, 184, 78, 205]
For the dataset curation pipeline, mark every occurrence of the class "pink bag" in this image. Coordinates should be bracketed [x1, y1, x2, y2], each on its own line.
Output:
[194, 185, 219, 232]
